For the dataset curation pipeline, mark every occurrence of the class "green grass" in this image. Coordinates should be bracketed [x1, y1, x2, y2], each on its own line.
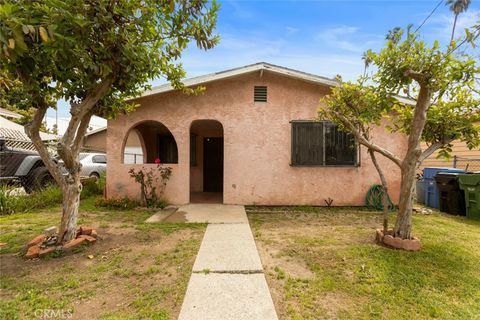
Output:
[248, 208, 480, 320]
[0, 199, 205, 319]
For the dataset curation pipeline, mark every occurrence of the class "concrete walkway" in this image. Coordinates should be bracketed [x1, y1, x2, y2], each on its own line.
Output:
[178, 204, 278, 320]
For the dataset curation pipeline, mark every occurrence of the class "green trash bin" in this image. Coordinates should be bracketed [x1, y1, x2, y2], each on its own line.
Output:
[458, 174, 480, 220]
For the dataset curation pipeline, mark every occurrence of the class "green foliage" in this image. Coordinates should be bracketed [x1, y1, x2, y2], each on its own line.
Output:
[320, 26, 480, 158]
[129, 164, 172, 208]
[94, 196, 139, 210]
[0, 185, 62, 215]
[0, 0, 219, 115]
[80, 173, 106, 199]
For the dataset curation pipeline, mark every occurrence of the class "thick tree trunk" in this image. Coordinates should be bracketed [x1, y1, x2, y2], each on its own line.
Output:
[58, 178, 82, 243]
[394, 159, 418, 239]
[394, 81, 431, 239]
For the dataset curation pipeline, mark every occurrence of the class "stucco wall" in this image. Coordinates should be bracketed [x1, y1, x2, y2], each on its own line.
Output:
[83, 130, 106, 152]
[106, 71, 407, 205]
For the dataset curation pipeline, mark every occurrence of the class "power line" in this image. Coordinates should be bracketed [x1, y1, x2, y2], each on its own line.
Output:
[414, 0, 444, 33]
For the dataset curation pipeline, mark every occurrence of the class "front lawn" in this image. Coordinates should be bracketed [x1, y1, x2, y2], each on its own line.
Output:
[0, 197, 206, 319]
[248, 207, 480, 320]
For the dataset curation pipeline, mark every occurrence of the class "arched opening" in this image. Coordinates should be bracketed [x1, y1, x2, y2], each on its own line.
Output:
[123, 120, 178, 164]
[190, 120, 224, 203]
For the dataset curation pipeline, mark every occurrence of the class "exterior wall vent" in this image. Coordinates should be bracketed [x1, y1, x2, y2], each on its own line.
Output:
[254, 86, 267, 102]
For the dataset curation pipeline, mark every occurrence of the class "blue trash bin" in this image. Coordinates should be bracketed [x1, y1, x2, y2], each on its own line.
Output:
[423, 167, 465, 208]
[416, 179, 425, 204]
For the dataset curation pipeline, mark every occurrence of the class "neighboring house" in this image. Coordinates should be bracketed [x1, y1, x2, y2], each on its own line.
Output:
[106, 62, 407, 205]
[0, 115, 58, 150]
[420, 140, 480, 172]
[83, 127, 142, 163]
[83, 127, 107, 153]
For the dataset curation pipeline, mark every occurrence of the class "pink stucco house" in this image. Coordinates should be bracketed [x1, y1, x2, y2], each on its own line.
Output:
[106, 62, 407, 206]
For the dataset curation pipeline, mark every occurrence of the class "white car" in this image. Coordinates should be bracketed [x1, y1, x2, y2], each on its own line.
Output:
[79, 153, 107, 178]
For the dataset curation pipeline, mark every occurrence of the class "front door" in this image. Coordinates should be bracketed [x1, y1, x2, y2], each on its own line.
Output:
[203, 137, 223, 192]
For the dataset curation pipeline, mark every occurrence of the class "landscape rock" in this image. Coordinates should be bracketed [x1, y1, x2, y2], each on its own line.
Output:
[39, 247, 56, 258]
[63, 237, 86, 250]
[382, 234, 422, 251]
[78, 234, 97, 244]
[413, 207, 432, 215]
[44, 226, 58, 237]
[27, 235, 45, 248]
[25, 245, 41, 259]
[79, 226, 93, 235]
[91, 229, 98, 239]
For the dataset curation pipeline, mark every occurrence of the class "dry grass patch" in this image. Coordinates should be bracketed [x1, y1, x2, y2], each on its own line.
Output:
[248, 206, 480, 320]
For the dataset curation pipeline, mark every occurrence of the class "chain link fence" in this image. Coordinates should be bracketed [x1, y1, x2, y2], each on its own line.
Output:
[452, 156, 480, 172]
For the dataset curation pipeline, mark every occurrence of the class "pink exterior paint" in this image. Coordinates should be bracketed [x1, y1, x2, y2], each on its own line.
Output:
[106, 71, 407, 205]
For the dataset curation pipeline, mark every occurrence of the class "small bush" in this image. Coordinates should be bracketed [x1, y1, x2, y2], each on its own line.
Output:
[0, 186, 16, 215]
[129, 163, 172, 208]
[94, 196, 139, 210]
[81, 176, 105, 199]
[0, 185, 63, 215]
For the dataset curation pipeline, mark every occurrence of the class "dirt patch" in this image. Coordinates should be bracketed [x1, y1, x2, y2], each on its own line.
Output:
[1, 220, 205, 319]
[249, 210, 381, 319]
[257, 244, 314, 279]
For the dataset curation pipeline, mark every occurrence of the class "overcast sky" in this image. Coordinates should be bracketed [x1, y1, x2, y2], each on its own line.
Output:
[46, 0, 480, 134]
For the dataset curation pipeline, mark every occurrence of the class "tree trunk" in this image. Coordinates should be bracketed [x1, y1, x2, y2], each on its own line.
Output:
[394, 82, 432, 239]
[58, 178, 82, 244]
[368, 149, 390, 234]
[394, 159, 418, 239]
[450, 13, 458, 45]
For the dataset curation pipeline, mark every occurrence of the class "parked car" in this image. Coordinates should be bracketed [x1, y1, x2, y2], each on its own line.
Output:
[79, 153, 107, 179]
[0, 138, 55, 193]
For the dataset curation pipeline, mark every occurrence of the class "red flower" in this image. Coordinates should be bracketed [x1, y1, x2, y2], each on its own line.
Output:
[154, 158, 161, 164]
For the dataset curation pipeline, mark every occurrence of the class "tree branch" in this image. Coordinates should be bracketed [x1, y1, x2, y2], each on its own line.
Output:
[330, 110, 403, 168]
[368, 149, 390, 233]
[418, 138, 455, 163]
[404, 70, 427, 83]
[25, 105, 65, 188]
[58, 77, 113, 170]
[72, 110, 94, 155]
[61, 77, 113, 147]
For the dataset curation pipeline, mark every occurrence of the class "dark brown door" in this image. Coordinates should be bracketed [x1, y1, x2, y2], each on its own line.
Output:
[203, 137, 223, 192]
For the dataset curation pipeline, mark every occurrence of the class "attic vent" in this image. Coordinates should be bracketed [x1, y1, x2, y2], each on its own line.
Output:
[254, 86, 267, 102]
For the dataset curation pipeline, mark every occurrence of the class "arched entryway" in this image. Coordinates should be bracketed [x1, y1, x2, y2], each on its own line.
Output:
[190, 120, 224, 203]
[122, 120, 178, 164]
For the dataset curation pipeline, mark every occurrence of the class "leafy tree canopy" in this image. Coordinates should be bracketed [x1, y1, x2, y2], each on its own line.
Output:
[320, 28, 480, 162]
[0, 0, 219, 118]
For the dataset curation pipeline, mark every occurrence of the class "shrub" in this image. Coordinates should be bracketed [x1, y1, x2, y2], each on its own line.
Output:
[94, 196, 139, 210]
[80, 173, 105, 199]
[129, 161, 172, 208]
[0, 185, 63, 215]
[0, 185, 16, 215]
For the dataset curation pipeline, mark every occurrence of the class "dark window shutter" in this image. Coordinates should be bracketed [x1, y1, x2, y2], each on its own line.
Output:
[291, 121, 357, 166]
[291, 122, 324, 165]
[324, 123, 356, 165]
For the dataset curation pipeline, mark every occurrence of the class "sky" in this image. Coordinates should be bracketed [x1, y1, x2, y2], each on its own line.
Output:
[46, 0, 480, 134]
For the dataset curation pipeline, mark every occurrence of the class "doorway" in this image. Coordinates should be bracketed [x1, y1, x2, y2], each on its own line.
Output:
[190, 120, 224, 203]
[203, 137, 224, 192]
